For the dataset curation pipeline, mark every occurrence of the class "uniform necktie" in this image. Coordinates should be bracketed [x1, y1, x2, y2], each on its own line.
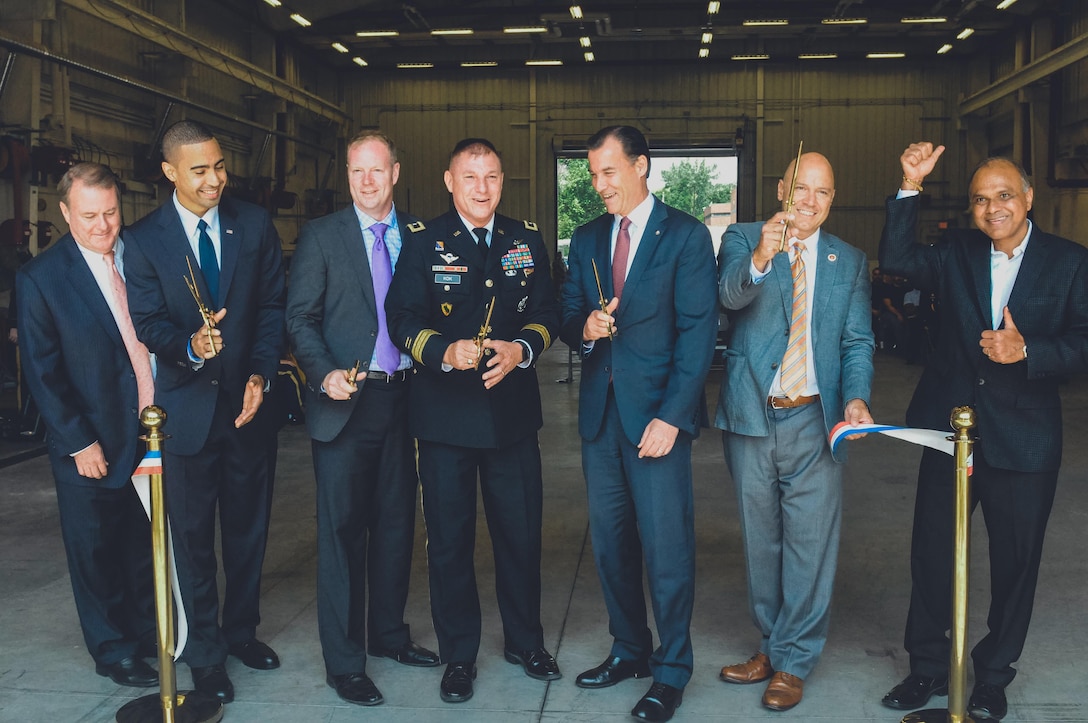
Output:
[369, 222, 400, 375]
[612, 216, 631, 301]
[104, 250, 155, 411]
[197, 218, 219, 303]
[781, 242, 808, 400]
[472, 227, 489, 261]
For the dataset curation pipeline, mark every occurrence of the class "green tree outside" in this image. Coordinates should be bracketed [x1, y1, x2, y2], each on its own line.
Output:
[557, 158, 604, 240]
[658, 159, 734, 219]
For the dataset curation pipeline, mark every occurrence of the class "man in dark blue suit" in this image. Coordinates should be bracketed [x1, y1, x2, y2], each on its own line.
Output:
[286, 130, 438, 707]
[560, 126, 719, 723]
[125, 120, 286, 703]
[715, 152, 874, 712]
[17, 163, 157, 687]
[879, 143, 1088, 722]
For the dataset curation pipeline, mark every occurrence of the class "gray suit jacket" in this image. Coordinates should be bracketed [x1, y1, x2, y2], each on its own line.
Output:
[286, 204, 418, 443]
[715, 222, 874, 462]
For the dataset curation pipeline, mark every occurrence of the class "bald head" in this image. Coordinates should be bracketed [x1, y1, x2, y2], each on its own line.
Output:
[778, 152, 836, 240]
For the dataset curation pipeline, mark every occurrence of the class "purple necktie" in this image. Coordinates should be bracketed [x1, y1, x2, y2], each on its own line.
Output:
[369, 223, 400, 375]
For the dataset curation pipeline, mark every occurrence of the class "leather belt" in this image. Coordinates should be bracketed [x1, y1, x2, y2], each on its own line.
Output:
[365, 369, 409, 383]
[767, 394, 819, 409]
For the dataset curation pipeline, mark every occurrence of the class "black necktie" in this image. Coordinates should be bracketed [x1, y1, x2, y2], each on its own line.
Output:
[473, 227, 488, 261]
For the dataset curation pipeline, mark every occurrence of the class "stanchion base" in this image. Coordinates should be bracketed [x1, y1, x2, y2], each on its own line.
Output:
[901, 709, 976, 723]
[116, 691, 224, 723]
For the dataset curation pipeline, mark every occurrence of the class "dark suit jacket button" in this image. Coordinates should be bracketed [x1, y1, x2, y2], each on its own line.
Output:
[211, 380, 219, 386]
[978, 378, 985, 385]
[771, 362, 779, 369]
[604, 366, 610, 373]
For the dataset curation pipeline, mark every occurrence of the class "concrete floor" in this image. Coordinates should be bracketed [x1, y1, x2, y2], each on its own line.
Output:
[1, 348, 1086, 722]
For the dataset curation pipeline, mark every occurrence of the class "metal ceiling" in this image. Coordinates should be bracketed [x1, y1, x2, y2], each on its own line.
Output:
[238, 0, 1060, 70]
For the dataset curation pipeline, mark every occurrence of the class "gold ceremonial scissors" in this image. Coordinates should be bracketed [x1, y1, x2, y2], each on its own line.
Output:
[185, 257, 219, 356]
[345, 359, 361, 388]
[779, 140, 804, 252]
[474, 296, 496, 369]
[591, 258, 614, 340]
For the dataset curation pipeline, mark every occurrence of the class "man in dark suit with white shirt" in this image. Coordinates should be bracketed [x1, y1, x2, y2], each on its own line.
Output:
[286, 130, 439, 707]
[879, 142, 1088, 721]
[560, 125, 719, 723]
[125, 120, 286, 703]
[17, 163, 157, 688]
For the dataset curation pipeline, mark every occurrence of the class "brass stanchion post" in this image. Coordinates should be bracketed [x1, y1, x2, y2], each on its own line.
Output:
[902, 406, 976, 723]
[116, 406, 223, 723]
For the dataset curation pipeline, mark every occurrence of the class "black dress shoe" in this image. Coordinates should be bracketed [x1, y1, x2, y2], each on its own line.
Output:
[575, 656, 652, 689]
[191, 664, 235, 703]
[504, 647, 562, 681]
[228, 638, 280, 670]
[631, 682, 683, 722]
[368, 640, 440, 667]
[968, 681, 1008, 721]
[327, 672, 384, 706]
[95, 656, 158, 688]
[881, 673, 949, 710]
[440, 662, 477, 703]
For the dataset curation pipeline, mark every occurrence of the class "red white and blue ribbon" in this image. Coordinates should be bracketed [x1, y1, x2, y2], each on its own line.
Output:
[131, 450, 189, 660]
[829, 421, 973, 474]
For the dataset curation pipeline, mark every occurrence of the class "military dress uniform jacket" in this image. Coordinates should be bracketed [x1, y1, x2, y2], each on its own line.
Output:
[386, 210, 559, 449]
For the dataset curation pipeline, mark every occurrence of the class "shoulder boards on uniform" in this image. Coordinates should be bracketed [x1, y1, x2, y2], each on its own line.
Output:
[523, 220, 538, 231]
[407, 221, 426, 233]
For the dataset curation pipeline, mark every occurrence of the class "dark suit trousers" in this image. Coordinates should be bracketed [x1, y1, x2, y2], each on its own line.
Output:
[166, 390, 275, 666]
[312, 380, 417, 675]
[54, 478, 154, 665]
[906, 448, 1058, 687]
[417, 435, 545, 664]
[582, 389, 695, 689]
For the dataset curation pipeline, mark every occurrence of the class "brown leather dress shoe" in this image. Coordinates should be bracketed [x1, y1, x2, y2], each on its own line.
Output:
[719, 652, 773, 684]
[762, 671, 804, 711]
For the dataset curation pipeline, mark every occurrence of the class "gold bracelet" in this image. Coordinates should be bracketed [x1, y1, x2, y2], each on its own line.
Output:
[902, 176, 924, 192]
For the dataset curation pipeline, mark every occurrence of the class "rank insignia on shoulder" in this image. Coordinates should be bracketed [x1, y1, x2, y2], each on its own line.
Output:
[407, 221, 426, 233]
[523, 220, 538, 231]
[441, 302, 453, 317]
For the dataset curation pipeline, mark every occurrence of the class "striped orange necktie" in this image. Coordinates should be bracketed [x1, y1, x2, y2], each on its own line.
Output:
[780, 242, 807, 400]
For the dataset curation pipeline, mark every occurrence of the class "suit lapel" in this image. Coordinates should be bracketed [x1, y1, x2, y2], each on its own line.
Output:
[968, 235, 994, 329]
[158, 204, 209, 306]
[62, 239, 125, 348]
[337, 207, 377, 313]
[216, 199, 241, 308]
[594, 215, 614, 299]
[813, 234, 842, 332]
[616, 198, 666, 314]
[1005, 230, 1049, 325]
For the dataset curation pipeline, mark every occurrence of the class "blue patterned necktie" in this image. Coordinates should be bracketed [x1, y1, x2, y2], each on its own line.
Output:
[197, 218, 219, 303]
[369, 222, 400, 375]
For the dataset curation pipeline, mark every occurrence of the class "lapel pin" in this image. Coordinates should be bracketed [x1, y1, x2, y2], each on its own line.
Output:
[827, 253, 837, 262]
[226, 229, 234, 234]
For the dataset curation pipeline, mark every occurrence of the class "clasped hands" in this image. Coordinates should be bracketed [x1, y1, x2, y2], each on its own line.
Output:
[443, 338, 525, 389]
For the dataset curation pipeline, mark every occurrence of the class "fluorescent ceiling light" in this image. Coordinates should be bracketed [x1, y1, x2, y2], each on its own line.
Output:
[743, 19, 788, 26]
[732, 54, 770, 60]
[821, 18, 867, 25]
[799, 53, 837, 59]
[397, 63, 434, 69]
[331, 42, 349, 53]
[462, 61, 498, 67]
[580, 36, 592, 47]
[505, 26, 548, 34]
[707, 2, 720, 14]
[937, 44, 953, 54]
[570, 5, 583, 20]
[701, 32, 713, 43]
[584, 52, 595, 62]
[352, 57, 368, 66]
[956, 28, 975, 40]
[290, 13, 311, 27]
[356, 30, 399, 37]
[262, 0, 281, 7]
[698, 47, 710, 58]
[432, 28, 474, 36]
[996, 0, 1018, 9]
[867, 52, 905, 58]
[901, 17, 947, 24]
[526, 59, 563, 66]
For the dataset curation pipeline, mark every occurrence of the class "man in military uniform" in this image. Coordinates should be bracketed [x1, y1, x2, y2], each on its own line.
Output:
[386, 138, 561, 704]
